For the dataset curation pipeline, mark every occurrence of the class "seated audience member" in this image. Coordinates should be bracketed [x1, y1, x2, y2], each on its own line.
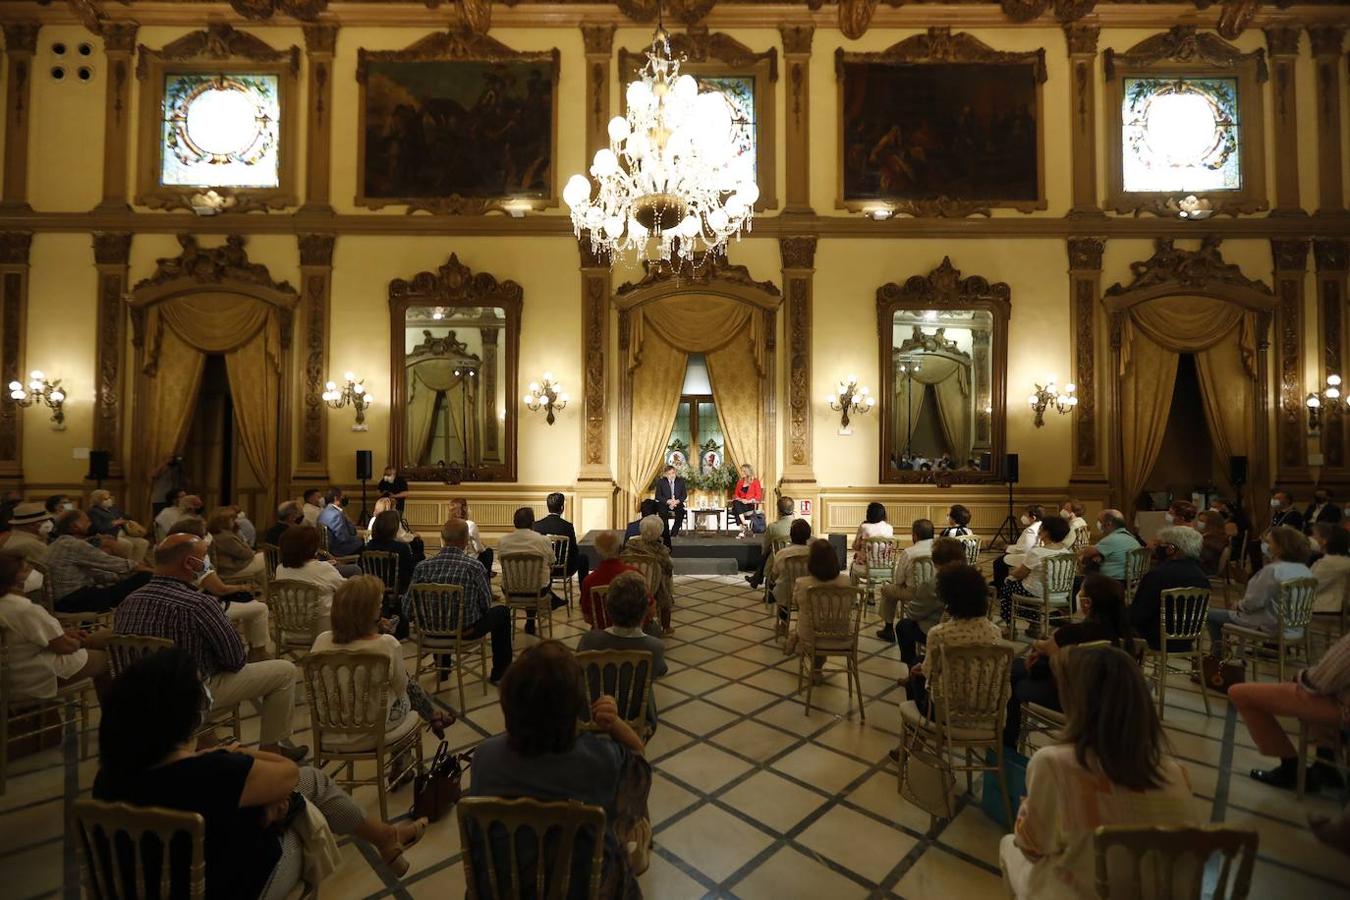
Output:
[115, 535, 305, 761]
[625, 515, 674, 635]
[366, 495, 426, 560]
[894, 537, 967, 669]
[168, 516, 271, 659]
[903, 565, 1002, 715]
[1311, 523, 1350, 615]
[1003, 575, 1134, 749]
[581, 531, 639, 627]
[534, 491, 590, 587]
[448, 498, 494, 574]
[318, 487, 363, 557]
[467, 640, 651, 899]
[87, 489, 150, 563]
[654, 464, 687, 539]
[1207, 525, 1315, 648]
[154, 491, 198, 543]
[498, 507, 567, 635]
[273, 524, 347, 637]
[1165, 499, 1198, 529]
[939, 504, 975, 538]
[1079, 508, 1141, 581]
[1304, 488, 1342, 535]
[849, 502, 894, 584]
[0, 551, 109, 700]
[1127, 525, 1209, 651]
[994, 505, 1045, 589]
[1211, 498, 1257, 568]
[310, 576, 453, 742]
[745, 495, 796, 590]
[729, 463, 763, 534]
[1059, 499, 1089, 533]
[377, 465, 410, 513]
[404, 518, 512, 682]
[1270, 489, 1305, 532]
[301, 488, 324, 527]
[577, 571, 668, 733]
[148, 456, 186, 516]
[1195, 507, 1230, 576]
[876, 519, 936, 642]
[5, 502, 52, 565]
[233, 506, 257, 547]
[998, 514, 1073, 633]
[45, 510, 152, 614]
[1229, 628, 1350, 791]
[999, 646, 1199, 899]
[263, 500, 304, 548]
[93, 648, 425, 898]
[208, 506, 265, 579]
[624, 498, 671, 548]
[769, 519, 813, 630]
[363, 510, 421, 595]
[787, 539, 853, 683]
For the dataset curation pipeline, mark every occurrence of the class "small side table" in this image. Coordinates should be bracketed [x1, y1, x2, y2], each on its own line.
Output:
[690, 508, 725, 533]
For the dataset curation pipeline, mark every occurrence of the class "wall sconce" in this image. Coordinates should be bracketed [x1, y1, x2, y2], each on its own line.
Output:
[8, 370, 66, 430]
[1028, 376, 1076, 428]
[523, 373, 568, 425]
[323, 372, 370, 432]
[1307, 374, 1343, 432]
[826, 374, 875, 433]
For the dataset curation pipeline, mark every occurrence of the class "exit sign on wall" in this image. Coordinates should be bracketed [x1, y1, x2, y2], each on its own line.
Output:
[800, 500, 812, 516]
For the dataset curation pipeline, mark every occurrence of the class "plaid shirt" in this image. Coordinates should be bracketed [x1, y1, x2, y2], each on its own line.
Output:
[45, 535, 135, 600]
[113, 576, 245, 677]
[403, 546, 493, 630]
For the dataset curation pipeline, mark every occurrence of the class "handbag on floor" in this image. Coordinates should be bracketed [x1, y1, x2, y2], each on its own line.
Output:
[412, 742, 471, 822]
[898, 738, 957, 820]
[748, 512, 767, 534]
[1201, 655, 1245, 693]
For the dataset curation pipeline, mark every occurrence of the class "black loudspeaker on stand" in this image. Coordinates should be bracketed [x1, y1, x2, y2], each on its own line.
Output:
[987, 453, 1021, 551]
[87, 450, 110, 488]
[356, 450, 373, 523]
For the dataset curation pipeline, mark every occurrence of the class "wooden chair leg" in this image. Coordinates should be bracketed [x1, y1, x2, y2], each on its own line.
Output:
[803, 650, 815, 716]
[376, 751, 389, 820]
[1195, 654, 1211, 717]
[455, 640, 468, 712]
[480, 638, 489, 696]
[995, 742, 1013, 833]
[1157, 651, 1168, 720]
[853, 653, 866, 722]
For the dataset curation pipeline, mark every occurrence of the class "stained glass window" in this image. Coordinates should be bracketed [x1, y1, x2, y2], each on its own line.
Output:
[1121, 76, 1241, 194]
[697, 75, 757, 183]
[161, 73, 280, 188]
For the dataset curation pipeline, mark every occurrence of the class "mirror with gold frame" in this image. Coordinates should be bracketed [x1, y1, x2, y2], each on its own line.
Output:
[876, 258, 1009, 483]
[388, 255, 521, 480]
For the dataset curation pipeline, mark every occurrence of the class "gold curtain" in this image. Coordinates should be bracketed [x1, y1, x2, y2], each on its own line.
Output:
[706, 331, 761, 472]
[903, 354, 971, 461]
[223, 328, 279, 497]
[626, 327, 687, 497]
[1120, 337, 1179, 510]
[406, 361, 472, 465]
[893, 378, 930, 453]
[143, 325, 207, 475]
[1195, 336, 1256, 511]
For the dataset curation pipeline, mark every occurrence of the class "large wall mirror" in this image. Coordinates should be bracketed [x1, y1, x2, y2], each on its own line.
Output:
[876, 258, 1010, 483]
[389, 255, 521, 480]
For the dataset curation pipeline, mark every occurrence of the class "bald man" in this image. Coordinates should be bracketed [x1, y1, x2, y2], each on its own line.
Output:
[1079, 508, 1142, 582]
[115, 534, 306, 761]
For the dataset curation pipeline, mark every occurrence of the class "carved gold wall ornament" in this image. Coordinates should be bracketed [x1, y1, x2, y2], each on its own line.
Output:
[459, 0, 492, 35]
[227, 0, 329, 21]
[1001, 0, 1050, 24]
[615, 253, 781, 298]
[1103, 26, 1268, 82]
[616, 0, 717, 25]
[1054, 0, 1097, 23]
[137, 23, 301, 78]
[838, 0, 878, 40]
[133, 234, 295, 297]
[1105, 237, 1273, 296]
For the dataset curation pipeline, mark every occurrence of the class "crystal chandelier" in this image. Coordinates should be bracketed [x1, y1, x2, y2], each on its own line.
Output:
[562, 23, 757, 265]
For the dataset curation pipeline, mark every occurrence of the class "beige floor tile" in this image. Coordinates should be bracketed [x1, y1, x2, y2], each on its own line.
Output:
[1248, 858, 1350, 898]
[656, 803, 775, 882]
[645, 722, 696, 760]
[662, 668, 732, 697]
[719, 771, 829, 832]
[846, 769, 935, 835]
[701, 655, 769, 680]
[772, 744, 873, 795]
[1224, 808, 1350, 884]
[732, 845, 871, 900]
[893, 844, 1005, 899]
[813, 718, 900, 765]
[753, 699, 839, 737]
[649, 773, 703, 826]
[795, 804, 917, 883]
[711, 719, 801, 763]
[665, 644, 722, 666]
[661, 699, 742, 735]
[739, 643, 794, 665]
[659, 741, 755, 794]
[408, 860, 466, 898]
[637, 851, 708, 899]
[743, 666, 805, 697]
[703, 683, 781, 716]
[936, 805, 1006, 868]
[698, 634, 754, 654]
[3, 835, 63, 899]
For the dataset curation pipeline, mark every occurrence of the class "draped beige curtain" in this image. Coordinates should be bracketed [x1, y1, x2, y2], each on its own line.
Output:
[143, 325, 207, 475]
[406, 362, 473, 465]
[626, 328, 687, 497]
[893, 355, 971, 461]
[1118, 295, 1259, 510]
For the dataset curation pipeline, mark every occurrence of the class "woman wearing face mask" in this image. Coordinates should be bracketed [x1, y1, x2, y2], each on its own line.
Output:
[994, 505, 1045, 590]
[1194, 510, 1229, 577]
[1205, 525, 1314, 650]
[1310, 524, 1350, 616]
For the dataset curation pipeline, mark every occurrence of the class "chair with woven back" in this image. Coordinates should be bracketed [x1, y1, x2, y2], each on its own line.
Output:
[301, 649, 425, 820]
[0, 624, 96, 794]
[1144, 588, 1211, 720]
[500, 552, 555, 640]
[360, 549, 402, 606]
[575, 649, 654, 740]
[1123, 546, 1152, 606]
[1091, 824, 1258, 899]
[619, 552, 664, 604]
[1007, 552, 1077, 640]
[1070, 523, 1092, 553]
[775, 554, 810, 648]
[545, 535, 575, 612]
[858, 536, 905, 607]
[407, 583, 487, 710]
[71, 799, 208, 900]
[1207, 543, 1233, 609]
[898, 641, 1016, 830]
[457, 797, 606, 900]
[266, 579, 329, 662]
[1221, 576, 1318, 683]
[797, 585, 866, 720]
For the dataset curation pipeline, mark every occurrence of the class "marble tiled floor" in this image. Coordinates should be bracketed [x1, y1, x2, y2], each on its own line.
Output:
[4, 574, 1350, 899]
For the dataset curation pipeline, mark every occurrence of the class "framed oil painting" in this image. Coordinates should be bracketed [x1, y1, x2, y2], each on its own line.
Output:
[357, 31, 559, 214]
[835, 28, 1047, 216]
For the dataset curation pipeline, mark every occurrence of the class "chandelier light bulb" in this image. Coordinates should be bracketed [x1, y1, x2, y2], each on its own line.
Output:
[1329, 374, 1343, 387]
[352, 384, 365, 395]
[30, 370, 43, 381]
[1064, 383, 1076, 393]
[559, 393, 570, 404]
[50, 390, 64, 402]
[325, 381, 337, 391]
[528, 382, 539, 393]
[7, 380, 20, 391]
[343, 371, 355, 382]
[10, 389, 24, 400]
[1307, 394, 1321, 409]
[523, 393, 534, 405]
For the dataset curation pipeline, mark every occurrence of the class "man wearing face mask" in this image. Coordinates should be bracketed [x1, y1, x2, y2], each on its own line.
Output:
[45, 510, 153, 614]
[318, 486, 363, 557]
[114, 534, 306, 761]
[1126, 525, 1209, 651]
[993, 505, 1044, 589]
[1078, 509, 1141, 582]
[87, 489, 150, 564]
[40, 495, 74, 538]
[1269, 489, 1303, 532]
[1303, 489, 1342, 535]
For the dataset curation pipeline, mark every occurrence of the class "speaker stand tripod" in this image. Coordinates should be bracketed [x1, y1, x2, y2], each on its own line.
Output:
[358, 478, 369, 526]
[986, 476, 1020, 551]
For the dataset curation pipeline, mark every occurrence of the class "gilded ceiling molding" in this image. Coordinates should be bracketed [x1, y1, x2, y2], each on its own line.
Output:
[136, 21, 301, 78]
[580, 23, 615, 56]
[1054, 0, 1097, 23]
[92, 233, 131, 473]
[1064, 24, 1100, 56]
[1104, 25, 1268, 82]
[838, 0, 877, 40]
[838, 27, 1048, 84]
[618, 25, 777, 79]
[779, 24, 813, 56]
[615, 0, 717, 25]
[227, 0, 328, 21]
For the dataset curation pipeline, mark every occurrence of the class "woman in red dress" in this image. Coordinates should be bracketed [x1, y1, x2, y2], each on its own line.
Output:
[729, 464, 763, 533]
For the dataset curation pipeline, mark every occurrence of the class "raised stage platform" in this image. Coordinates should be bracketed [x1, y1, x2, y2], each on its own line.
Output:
[578, 530, 849, 575]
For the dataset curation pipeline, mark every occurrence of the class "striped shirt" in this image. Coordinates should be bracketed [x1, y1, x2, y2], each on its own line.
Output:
[1303, 629, 1350, 720]
[402, 546, 493, 630]
[113, 576, 245, 677]
[44, 535, 135, 600]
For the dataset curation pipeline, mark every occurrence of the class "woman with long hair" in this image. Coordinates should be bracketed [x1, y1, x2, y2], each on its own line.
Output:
[786, 538, 852, 681]
[729, 463, 763, 534]
[849, 502, 893, 584]
[1000, 645, 1199, 898]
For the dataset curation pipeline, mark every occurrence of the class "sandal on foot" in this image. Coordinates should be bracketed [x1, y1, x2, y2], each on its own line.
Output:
[400, 817, 429, 850]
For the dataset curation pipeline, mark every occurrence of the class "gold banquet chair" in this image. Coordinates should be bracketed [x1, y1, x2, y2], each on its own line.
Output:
[105, 634, 243, 744]
[575, 649, 654, 740]
[546, 535, 575, 612]
[1221, 576, 1317, 683]
[857, 536, 905, 609]
[1123, 546, 1152, 607]
[1092, 824, 1258, 900]
[0, 625, 96, 794]
[774, 553, 810, 648]
[1143, 588, 1211, 720]
[360, 549, 402, 605]
[458, 797, 607, 900]
[500, 552, 556, 641]
[1007, 552, 1076, 640]
[267, 579, 329, 662]
[797, 585, 866, 720]
[407, 583, 488, 710]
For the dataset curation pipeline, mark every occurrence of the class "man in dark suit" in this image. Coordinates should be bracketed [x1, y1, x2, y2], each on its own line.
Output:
[1303, 488, 1342, 534]
[654, 465, 688, 539]
[533, 491, 589, 587]
[1269, 489, 1304, 532]
[624, 499, 671, 548]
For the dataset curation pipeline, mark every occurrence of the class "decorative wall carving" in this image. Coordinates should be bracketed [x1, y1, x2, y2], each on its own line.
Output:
[298, 233, 335, 267]
[1307, 26, 1345, 57]
[838, 0, 878, 40]
[581, 24, 616, 56]
[1270, 239, 1308, 471]
[134, 235, 296, 294]
[0, 263, 26, 466]
[1067, 236, 1104, 271]
[1271, 238, 1310, 272]
[102, 22, 139, 54]
[302, 24, 338, 55]
[1, 22, 40, 55]
[92, 233, 131, 467]
[1315, 239, 1347, 468]
[1064, 24, 1100, 56]
[582, 274, 608, 468]
[137, 23, 301, 78]
[781, 236, 816, 472]
[616, 0, 716, 24]
[1105, 237, 1274, 296]
[228, 0, 329, 20]
[1104, 26, 1268, 82]
[1315, 239, 1348, 273]
[780, 236, 817, 271]
[0, 232, 33, 265]
[840, 27, 1049, 82]
[616, 254, 781, 298]
[1068, 238, 1103, 473]
[620, 26, 777, 76]
[1262, 26, 1301, 57]
[298, 234, 333, 468]
[779, 24, 814, 56]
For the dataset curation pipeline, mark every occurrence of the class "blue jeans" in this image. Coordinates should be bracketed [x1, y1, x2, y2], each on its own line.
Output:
[1206, 608, 1235, 646]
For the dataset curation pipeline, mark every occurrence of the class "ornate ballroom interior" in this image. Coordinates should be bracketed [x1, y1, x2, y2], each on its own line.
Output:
[0, 0, 1349, 896]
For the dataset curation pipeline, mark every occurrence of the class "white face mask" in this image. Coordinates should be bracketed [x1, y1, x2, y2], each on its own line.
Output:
[1311, 537, 1323, 553]
[1164, 512, 1174, 524]
[62, 502, 75, 511]
[1060, 509, 1072, 519]
[1094, 521, 1104, 533]
[39, 520, 53, 536]
[1270, 498, 1281, 510]
[1020, 515, 1031, 527]
[1260, 540, 1270, 558]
